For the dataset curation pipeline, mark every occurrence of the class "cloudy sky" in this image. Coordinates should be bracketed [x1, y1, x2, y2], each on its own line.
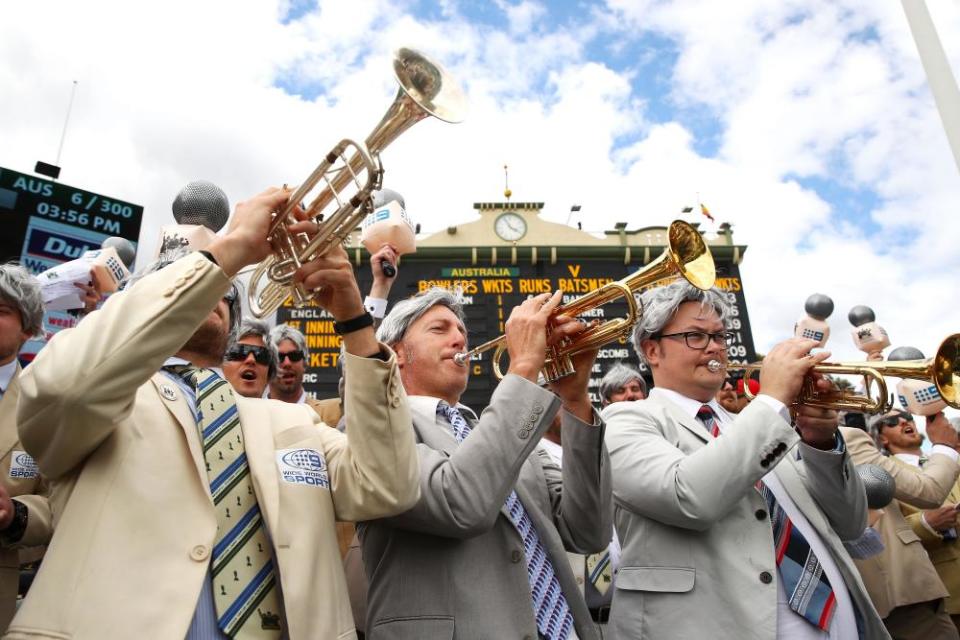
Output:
[2, 0, 958, 371]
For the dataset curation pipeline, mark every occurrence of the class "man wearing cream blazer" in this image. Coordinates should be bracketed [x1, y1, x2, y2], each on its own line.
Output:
[7, 188, 419, 640]
[0, 264, 53, 631]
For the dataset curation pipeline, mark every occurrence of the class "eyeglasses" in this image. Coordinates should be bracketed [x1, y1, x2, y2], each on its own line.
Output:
[653, 331, 735, 350]
[875, 412, 914, 429]
[278, 350, 305, 363]
[225, 344, 271, 365]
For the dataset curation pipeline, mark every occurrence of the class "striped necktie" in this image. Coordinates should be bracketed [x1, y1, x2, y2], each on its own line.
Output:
[696, 404, 721, 437]
[698, 403, 835, 630]
[175, 366, 283, 639]
[437, 402, 574, 640]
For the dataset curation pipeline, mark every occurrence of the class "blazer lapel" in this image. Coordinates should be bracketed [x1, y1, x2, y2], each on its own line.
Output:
[239, 399, 282, 543]
[652, 394, 713, 444]
[412, 403, 458, 456]
[149, 373, 208, 483]
[0, 367, 22, 461]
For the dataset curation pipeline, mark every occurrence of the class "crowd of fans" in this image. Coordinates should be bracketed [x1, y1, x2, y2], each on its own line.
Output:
[0, 186, 957, 640]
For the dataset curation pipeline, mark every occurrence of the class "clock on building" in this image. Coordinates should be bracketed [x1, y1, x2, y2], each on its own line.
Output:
[494, 212, 527, 241]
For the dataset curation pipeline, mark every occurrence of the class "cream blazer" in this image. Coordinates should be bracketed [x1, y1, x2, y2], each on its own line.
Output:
[8, 253, 419, 640]
[0, 367, 52, 632]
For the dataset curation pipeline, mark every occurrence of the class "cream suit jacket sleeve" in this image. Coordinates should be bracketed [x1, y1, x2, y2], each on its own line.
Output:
[17, 254, 236, 480]
[842, 426, 959, 509]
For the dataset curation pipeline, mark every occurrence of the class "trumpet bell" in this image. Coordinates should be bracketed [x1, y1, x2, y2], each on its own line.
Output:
[394, 48, 467, 124]
[933, 333, 960, 408]
[669, 221, 716, 291]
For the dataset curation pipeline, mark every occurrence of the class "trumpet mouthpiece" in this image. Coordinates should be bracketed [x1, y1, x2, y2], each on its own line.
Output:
[453, 353, 469, 366]
[707, 360, 724, 373]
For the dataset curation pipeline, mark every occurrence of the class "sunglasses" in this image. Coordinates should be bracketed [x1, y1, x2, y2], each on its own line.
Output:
[225, 344, 271, 366]
[875, 412, 914, 429]
[278, 350, 305, 363]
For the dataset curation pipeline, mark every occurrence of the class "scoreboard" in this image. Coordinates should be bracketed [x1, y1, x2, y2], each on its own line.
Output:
[277, 251, 757, 410]
[0, 165, 143, 360]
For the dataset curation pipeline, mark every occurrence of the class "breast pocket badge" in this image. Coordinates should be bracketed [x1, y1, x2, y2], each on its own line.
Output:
[9, 451, 39, 480]
[275, 448, 330, 489]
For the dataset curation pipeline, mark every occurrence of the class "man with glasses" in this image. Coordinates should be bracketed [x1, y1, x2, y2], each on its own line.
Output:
[842, 410, 960, 638]
[222, 317, 278, 398]
[604, 280, 886, 639]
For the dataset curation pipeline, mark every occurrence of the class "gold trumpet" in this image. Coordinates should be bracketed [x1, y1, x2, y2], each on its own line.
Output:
[714, 333, 960, 413]
[453, 220, 716, 381]
[248, 48, 467, 318]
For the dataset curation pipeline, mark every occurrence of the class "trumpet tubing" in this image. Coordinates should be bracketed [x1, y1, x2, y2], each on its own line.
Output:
[721, 333, 960, 414]
[248, 48, 467, 318]
[455, 220, 716, 381]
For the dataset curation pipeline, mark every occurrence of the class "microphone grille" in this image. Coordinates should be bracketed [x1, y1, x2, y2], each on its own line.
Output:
[171, 180, 230, 231]
[856, 463, 896, 509]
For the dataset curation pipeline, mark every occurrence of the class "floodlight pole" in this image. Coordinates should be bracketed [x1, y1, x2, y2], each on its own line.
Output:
[901, 0, 960, 174]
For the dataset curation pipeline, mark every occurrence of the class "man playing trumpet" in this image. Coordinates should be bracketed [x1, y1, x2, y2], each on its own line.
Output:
[10, 187, 419, 640]
[359, 287, 612, 639]
[604, 280, 887, 640]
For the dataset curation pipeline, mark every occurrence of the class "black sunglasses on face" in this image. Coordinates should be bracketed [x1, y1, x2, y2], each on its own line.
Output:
[225, 344, 271, 365]
[278, 350, 305, 363]
[876, 412, 914, 429]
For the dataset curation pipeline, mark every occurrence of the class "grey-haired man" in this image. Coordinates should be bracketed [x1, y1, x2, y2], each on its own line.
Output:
[0, 264, 52, 631]
[598, 363, 647, 407]
[222, 317, 278, 399]
[604, 280, 887, 640]
[358, 287, 612, 639]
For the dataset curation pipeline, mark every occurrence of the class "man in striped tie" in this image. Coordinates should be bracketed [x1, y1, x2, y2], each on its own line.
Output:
[13, 187, 420, 640]
[357, 287, 613, 639]
[604, 280, 889, 640]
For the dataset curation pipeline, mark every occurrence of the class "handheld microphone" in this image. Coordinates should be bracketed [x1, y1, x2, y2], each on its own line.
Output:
[155, 181, 231, 259]
[171, 180, 230, 231]
[795, 293, 834, 347]
[849, 305, 890, 357]
[889, 346, 947, 415]
[856, 464, 896, 509]
[100, 236, 136, 268]
[362, 188, 416, 277]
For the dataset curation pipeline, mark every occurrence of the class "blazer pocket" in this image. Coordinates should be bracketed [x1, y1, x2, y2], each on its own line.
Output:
[369, 615, 454, 640]
[896, 528, 922, 545]
[616, 566, 695, 593]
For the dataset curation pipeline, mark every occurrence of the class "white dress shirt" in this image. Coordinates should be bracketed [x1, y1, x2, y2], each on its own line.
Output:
[648, 388, 859, 640]
[0, 359, 17, 399]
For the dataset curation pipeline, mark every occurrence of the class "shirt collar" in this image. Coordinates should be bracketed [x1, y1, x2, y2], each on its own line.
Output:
[893, 452, 922, 468]
[650, 387, 725, 423]
[407, 395, 479, 423]
[161, 356, 224, 379]
[0, 359, 18, 394]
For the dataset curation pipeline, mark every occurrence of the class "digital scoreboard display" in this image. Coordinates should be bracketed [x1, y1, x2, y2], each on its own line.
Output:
[276, 255, 756, 410]
[0, 166, 143, 359]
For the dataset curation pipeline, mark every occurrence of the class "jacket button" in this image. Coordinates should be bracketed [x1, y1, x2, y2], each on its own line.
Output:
[760, 459, 770, 468]
[174, 277, 186, 287]
[390, 395, 400, 408]
[518, 429, 529, 440]
[511, 549, 523, 563]
[759, 571, 773, 584]
[195, 259, 207, 268]
[190, 545, 210, 561]
[755, 509, 767, 520]
[163, 287, 175, 297]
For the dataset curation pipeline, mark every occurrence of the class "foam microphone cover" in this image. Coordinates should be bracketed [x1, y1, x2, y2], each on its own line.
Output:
[856, 463, 896, 509]
[171, 180, 230, 231]
[100, 236, 136, 268]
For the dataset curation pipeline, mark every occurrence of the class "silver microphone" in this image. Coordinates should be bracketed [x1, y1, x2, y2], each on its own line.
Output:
[171, 180, 230, 231]
[856, 463, 896, 509]
[100, 236, 136, 268]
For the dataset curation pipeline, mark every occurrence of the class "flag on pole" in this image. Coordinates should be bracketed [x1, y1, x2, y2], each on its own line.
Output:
[700, 203, 715, 222]
[681, 206, 693, 213]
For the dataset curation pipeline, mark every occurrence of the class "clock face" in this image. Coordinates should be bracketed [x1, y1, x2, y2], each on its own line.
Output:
[494, 212, 527, 241]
